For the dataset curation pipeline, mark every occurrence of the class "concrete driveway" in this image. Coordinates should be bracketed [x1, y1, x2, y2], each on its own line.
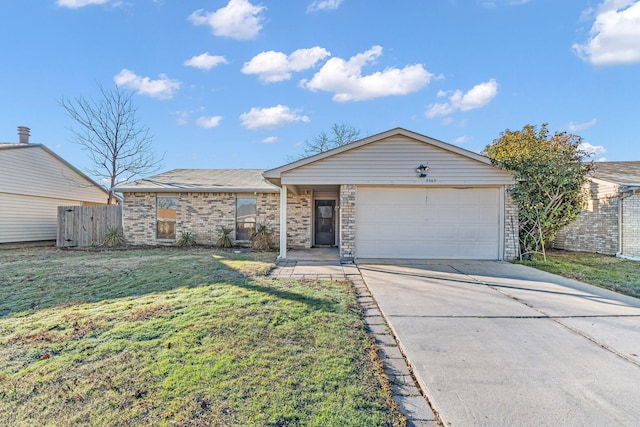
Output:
[357, 260, 640, 427]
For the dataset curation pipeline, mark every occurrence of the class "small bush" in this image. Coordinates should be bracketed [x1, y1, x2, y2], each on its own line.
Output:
[217, 226, 234, 248]
[252, 223, 272, 251]
[102, 226, 125, 247]
[176, 231, 197, 247]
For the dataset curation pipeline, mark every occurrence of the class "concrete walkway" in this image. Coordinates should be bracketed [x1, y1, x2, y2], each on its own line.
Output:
[358, 260, 640, 427]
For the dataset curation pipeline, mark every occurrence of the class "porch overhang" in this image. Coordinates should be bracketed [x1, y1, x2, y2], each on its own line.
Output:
[270, 181, 341, 260]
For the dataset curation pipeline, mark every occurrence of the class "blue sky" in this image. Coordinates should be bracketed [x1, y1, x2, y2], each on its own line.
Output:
[1, 0, 639, 183]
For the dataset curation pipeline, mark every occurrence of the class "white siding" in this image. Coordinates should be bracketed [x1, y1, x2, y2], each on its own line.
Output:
[588, 178, 619, 199]
[0, 146, 107, 202]
[281, 136, 513, 186]
[0, 193, 87, 242]
[0, 145, 108, 243]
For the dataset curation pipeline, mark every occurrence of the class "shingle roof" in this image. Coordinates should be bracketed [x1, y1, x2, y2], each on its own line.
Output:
[113, 169, 279, 193]
[592, 161, 640, 186]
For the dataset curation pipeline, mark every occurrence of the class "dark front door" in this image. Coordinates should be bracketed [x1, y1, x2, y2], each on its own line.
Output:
[315, 200, 335, 246]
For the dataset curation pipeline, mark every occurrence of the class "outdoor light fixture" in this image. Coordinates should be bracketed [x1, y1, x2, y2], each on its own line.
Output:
[416, 164, 429, 178]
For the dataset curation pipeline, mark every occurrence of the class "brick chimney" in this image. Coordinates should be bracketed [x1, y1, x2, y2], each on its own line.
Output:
[18, 126, 30, 144]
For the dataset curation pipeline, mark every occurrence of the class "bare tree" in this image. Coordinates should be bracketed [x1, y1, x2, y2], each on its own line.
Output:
[60, 85, 163, 204]
[290, 123, 360, 161]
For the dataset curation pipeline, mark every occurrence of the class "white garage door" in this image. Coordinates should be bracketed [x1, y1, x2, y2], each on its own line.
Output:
[356, 187, 500, 259]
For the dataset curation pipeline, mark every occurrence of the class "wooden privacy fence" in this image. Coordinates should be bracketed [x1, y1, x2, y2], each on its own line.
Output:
[57, 205, 122, 247]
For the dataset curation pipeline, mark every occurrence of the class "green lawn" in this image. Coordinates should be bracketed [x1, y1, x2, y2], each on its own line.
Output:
[0, 247, 403, 426]
[520, 250, 640, 298]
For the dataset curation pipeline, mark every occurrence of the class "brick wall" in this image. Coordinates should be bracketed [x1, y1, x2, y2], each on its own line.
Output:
[123, 192, 282, 246]
[339, 184, 356, 260]
[286, 192, 312, 249]
[553, 181, 619, 255]
[122, 191, 315, 248]
[621, 193, 640, 258]
[503, 189, 519, 261]
[178, 192, 235, 245]
[122, 192, 156, 245]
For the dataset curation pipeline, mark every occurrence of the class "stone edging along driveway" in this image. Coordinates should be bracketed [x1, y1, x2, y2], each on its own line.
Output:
[268, 260, 441, 426]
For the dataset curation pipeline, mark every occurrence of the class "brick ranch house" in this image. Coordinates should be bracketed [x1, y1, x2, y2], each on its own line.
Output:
[114, 128, 518, 261]
[554, 161, 640, 259]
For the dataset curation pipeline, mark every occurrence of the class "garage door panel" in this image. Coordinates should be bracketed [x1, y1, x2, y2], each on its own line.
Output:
[478, 206, 499, 220]
[356, 187, 500, 259]
[359, 206, 427, 222]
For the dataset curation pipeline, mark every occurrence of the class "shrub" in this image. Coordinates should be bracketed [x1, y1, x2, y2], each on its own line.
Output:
[102, 226, 125, 247]
[252, 223, 272, 251]
[176, 231, 197, 247]
[217, 226, 234, 248]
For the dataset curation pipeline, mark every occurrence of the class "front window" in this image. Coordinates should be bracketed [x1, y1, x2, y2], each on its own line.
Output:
[236, 197, 257, 241]
[157, 197, 177, 240]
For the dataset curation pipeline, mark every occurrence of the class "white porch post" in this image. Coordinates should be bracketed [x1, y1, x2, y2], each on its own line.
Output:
[279, 184, 288, 259]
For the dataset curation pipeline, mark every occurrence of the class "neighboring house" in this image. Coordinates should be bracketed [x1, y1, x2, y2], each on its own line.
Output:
[115, 128, 518, 261]
[554, 161, 640, 259]
[0, 127, 110, 244]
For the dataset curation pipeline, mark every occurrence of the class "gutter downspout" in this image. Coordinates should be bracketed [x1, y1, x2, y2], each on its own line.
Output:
[617, 186, 639, 258]
[618, 190, 624, 256]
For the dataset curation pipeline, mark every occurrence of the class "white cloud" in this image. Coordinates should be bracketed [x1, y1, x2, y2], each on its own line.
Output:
[240, 105, 310, 130]
[454, 136, 472, 144]
[566, 118, 598, 132]
[242, 47, 331, 82]
[573, 0, 640, 65]
[425, 79, 498, 118]
[301, 46, 433, 101]
[261, 136, 278, 143]
[57, 0, 109, 7]
[113, 69, 181, 100]
[307, 0, 343, 12]
[579, 6, 595, 21]
[175, 111, 190, 126]
[196, 116, 223, 128]
[188, 0, 265, 40]
[184, 53, 228, 70]
[579, 141, 607, 156]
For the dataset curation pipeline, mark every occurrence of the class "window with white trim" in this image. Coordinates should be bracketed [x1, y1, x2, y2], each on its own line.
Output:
[236, 197, 256, 241]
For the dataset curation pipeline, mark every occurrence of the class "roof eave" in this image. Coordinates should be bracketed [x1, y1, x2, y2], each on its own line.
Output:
[114, 186, 280, 193]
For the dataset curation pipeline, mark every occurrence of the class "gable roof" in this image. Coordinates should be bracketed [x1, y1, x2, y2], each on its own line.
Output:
[113, 169, 280, 193]
[591, 161, 640, 186]
[0, 143, 110, 200]
[264, 127, 496, 180]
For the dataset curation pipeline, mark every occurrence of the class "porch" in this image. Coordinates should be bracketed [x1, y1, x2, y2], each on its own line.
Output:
[268, 247, 360, 280]
[285, 247, 340, 261]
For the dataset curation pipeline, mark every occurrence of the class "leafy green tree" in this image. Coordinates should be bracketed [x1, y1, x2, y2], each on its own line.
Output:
[484, 124, 594, 259]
